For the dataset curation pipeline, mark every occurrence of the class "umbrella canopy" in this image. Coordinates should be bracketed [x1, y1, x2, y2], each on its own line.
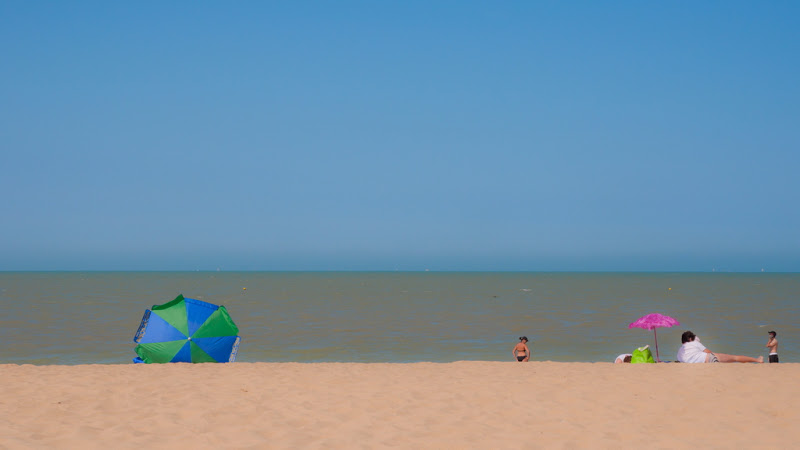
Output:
[629, 313, 680, 331]
[133, 295, 240, 363]
[628, 313, 680, 362]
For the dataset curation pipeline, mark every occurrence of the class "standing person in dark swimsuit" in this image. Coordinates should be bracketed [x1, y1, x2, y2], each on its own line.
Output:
[766, 331, 779, 363]
[512, 336, 530, 362]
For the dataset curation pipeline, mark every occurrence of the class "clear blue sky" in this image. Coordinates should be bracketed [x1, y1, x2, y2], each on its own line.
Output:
[1, 2, 798, 271]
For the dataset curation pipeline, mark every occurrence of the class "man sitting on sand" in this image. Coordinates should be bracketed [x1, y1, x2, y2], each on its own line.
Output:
[677, 331, 763, 363]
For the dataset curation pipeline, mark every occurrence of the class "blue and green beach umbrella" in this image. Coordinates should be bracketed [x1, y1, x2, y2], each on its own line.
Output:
[132, 295, 241, 363]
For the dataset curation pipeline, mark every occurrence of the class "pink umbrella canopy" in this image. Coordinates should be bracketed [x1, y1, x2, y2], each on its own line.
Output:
[628, 313, 680, 362]
[628, 313, 680, 331]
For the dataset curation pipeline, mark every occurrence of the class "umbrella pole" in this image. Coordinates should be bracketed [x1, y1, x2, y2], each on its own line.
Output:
[653, 329, 661, 362]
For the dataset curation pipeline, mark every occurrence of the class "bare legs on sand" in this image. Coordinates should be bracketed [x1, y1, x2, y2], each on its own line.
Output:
[714, 353, 764, 363]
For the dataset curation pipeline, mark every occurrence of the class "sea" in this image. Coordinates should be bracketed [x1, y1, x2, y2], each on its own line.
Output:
[0, 272, 796, 365]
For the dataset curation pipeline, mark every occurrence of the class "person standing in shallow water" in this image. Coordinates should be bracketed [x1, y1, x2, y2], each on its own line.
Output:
[766, 331, 779, 363]
[513, 336, 530, 362]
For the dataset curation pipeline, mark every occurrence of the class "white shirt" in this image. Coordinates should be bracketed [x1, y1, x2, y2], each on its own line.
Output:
[677, 340, 708, 363]
[615, 354, 632, 363]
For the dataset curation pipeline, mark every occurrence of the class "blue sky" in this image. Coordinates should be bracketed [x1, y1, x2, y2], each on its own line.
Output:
[1, 2, 798, 271]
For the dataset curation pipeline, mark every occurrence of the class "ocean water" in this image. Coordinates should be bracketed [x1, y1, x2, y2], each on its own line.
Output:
[0, 272, 796, 365]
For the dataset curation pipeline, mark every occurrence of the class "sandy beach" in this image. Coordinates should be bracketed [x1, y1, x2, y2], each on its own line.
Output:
[1, 361, 795, 449]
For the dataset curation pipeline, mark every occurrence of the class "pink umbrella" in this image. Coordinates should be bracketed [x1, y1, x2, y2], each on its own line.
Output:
[628, 313, 680, 362]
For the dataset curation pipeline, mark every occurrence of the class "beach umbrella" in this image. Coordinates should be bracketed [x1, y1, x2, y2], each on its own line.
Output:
[132, 294, 241, 363]
[628, 313, 680, 362]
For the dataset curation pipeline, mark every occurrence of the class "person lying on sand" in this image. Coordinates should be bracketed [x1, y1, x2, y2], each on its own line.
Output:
[614, 354, 632, 363]
[513, 336, 530, 362]
[677, 330, 763, 363]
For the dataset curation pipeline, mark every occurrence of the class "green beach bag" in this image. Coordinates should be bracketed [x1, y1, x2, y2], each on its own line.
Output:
[631, 345, 655, 364]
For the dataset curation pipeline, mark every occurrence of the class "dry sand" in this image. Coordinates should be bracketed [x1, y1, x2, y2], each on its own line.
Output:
[0, 361, 795, 449]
